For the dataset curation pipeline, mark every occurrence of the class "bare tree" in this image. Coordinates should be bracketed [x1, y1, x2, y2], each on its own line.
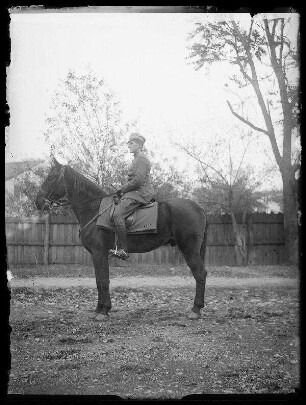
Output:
[176, 130, 276, 265]
[150, 158, 193, 201]
[187, 15, 300, 263]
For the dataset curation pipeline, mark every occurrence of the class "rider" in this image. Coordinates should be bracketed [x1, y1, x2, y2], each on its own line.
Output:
[109, 133, 155, 260]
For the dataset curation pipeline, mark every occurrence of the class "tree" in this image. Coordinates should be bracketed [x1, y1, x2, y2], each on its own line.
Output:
[44, 67, 190, 203]
[176, 130, 276, 265]
[151, 161, 192, 201]
[193, 173, 267, 215]
[44, 68, 136, 188]
[187, 15, 300, 263]
[193, 177, 268, 266]
[258, 188, 283, 213]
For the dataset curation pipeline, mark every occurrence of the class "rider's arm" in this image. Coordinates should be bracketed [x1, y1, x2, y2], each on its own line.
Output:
[120, 157, 148, 193]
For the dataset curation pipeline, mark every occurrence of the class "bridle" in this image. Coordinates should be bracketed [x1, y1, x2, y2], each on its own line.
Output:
[40, 165, 116, 233]
[41, 165, 113, 207]
[41, 166, 70, 208]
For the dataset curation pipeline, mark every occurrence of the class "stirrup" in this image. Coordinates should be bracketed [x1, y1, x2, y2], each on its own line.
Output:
[108, 249, 130, 261]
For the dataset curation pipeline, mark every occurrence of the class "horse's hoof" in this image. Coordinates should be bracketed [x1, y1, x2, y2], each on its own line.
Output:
[94, 313, 109, 322]
[188, 311, 201, 320]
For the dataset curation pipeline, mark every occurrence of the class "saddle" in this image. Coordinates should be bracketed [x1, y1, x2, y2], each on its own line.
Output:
[96, 196, 158, 234]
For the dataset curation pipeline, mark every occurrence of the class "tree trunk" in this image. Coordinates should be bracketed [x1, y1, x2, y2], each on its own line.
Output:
[246, 214, 256, 265]
[282, 171, 299, 264]
[230, 211, 247, 266]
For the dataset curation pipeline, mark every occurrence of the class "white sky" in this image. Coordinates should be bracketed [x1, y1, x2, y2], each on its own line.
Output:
[6, 9, 299, 189]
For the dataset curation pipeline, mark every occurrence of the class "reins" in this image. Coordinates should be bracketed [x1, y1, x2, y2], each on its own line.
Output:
[42, 165, 116, 234]
[80, 202, 114, 234]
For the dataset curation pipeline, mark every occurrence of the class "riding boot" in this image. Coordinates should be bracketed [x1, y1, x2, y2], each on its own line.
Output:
[115, 221, 128, 252]
[109, 218, 129, 260]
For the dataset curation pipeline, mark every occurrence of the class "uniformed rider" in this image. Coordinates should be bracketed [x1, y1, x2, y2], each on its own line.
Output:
[109, 133, 155, 260]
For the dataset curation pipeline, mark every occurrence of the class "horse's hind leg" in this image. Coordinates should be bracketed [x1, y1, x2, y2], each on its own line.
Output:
[179, 246, 207, 320]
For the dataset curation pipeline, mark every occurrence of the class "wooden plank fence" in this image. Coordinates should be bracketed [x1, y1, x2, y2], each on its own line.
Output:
[5, 213, 285, 266]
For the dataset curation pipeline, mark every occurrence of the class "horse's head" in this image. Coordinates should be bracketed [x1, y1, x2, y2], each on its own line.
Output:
[35, 158, 68, 210]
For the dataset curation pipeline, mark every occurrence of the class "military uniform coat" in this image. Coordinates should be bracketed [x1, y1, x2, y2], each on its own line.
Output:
[120, 151, 155, 204]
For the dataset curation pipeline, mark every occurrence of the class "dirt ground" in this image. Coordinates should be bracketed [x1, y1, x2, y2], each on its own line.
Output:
[8, 265, 300, 398]
[10, 275, 298, 290]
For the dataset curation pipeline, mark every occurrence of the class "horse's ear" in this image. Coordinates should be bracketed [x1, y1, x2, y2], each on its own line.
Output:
[50, 146, 61, 168]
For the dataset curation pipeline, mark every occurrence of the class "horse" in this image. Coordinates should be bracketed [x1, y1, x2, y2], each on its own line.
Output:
[35, 158, 208, 321]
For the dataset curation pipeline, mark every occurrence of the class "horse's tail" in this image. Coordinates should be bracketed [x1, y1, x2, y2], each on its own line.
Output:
[200, 210, 208, 264]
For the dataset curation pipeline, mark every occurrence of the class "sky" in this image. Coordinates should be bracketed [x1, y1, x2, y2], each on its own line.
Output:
[6, 8, 299, 189]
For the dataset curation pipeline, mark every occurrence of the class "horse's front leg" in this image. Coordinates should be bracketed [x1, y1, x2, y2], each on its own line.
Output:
[90, 250, 111, 322]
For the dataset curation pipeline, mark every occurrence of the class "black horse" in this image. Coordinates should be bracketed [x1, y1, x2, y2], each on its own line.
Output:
[36, 158, 208, 321]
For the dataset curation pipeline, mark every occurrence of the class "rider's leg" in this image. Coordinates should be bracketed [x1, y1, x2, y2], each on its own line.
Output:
[114, 216, 128, 251]
[111, 199, 140, 257]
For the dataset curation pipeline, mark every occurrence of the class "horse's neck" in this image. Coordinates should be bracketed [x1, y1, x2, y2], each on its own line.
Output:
[65, 168, 106, 226]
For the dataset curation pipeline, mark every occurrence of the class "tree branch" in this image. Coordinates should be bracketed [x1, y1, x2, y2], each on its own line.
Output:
[247, 165, 278, 192]
[227, 101, 269, 135]
[279, 18, 285, 65]
[248, 19, 254, 42]
[232, 136, 253, 185]
[175, 143, 228, 184]
[231, 21, 280, 143]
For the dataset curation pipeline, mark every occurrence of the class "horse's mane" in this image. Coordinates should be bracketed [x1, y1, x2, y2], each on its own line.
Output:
[66, 166, 108, 200]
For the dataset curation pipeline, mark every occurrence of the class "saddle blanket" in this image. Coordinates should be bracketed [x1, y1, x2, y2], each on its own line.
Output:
[96, 196, 158, 234]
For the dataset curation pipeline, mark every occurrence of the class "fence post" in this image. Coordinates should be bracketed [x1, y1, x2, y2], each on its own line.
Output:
[44, 213, 50, 265]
